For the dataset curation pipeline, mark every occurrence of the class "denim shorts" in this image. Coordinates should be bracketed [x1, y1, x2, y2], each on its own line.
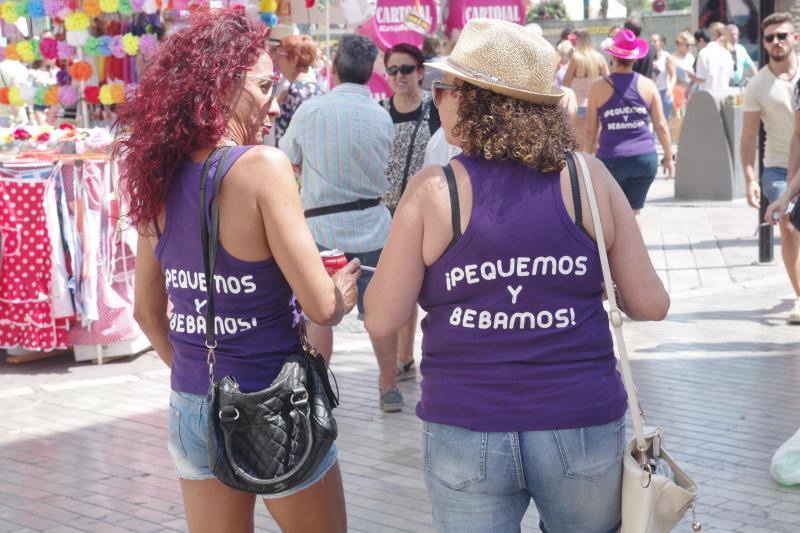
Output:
[659, 88, 673, 120]
[599, 152, 658, 210]
[762, 167, 788, 204]
[167, 390, 338, 499]
[576, 106, 587, 119]
[317, 244, 382, 316]
[423, 417, 625, 533]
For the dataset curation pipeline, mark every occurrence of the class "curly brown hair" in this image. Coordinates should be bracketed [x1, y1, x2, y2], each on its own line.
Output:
[452, 82, 577, 173]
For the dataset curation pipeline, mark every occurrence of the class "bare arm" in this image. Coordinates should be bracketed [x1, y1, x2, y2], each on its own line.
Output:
[563, 61, 577, 88]
[666, 55, 677, 91]
[249, 147, 359, 326]
[584, 82, 601, 154]
[133, 233, 173, 367]
[788, 112, 800, 181]
[740, 110, 761, 209]
[646, 79, 674, 177]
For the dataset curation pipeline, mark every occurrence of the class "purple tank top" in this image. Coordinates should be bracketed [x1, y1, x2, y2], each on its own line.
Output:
[597, 72, 656, 159]
[155, 146, 302, 395]
[417, 155, 627, 432]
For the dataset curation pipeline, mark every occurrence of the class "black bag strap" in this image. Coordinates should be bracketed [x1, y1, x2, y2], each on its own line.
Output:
[443, 163, 461, 250]
[603, 76, 652, 124]
[304, 197, 381, 218]
[565, 152, 583, 232]
[199, 146, 235, 353]
[399, 99, 431, 197]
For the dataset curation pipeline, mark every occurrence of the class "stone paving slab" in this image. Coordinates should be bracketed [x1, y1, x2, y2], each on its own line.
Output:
[1, 177, 799, 532]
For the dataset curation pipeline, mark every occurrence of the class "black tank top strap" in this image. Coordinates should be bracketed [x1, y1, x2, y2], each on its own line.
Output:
[565, 152, 589, 237]
[443, 163, 461, 251]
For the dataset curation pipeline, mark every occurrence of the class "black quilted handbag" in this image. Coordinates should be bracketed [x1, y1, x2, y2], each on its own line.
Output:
[199, 147, 339, 494]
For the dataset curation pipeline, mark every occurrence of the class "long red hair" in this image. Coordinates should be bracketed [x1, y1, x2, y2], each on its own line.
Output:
[115, 9, 269, 232]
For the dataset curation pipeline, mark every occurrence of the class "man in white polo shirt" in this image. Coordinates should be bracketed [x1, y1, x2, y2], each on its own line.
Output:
[744, 12, 800, 323]
[694, 22, 734, 98]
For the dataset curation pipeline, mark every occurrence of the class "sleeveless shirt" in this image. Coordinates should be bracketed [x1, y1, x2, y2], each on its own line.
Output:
[597, 72, 656, 159]
[155, 146, 302, 395]
[416, 154, 627, 432]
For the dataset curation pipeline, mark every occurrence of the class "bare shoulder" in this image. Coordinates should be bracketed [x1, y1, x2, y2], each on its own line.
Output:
[227, 145, 295, 197]
[637, 74, 658, 95]
[576, 152, 614, 197]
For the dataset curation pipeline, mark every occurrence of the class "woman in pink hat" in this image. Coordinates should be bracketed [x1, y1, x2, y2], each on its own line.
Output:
[585, 29, 673, 225]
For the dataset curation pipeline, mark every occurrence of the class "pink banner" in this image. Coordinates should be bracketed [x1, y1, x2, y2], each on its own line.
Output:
[367, 72, 393, 101]
[445, 0, 526, 36]
[357, 0, 438, 50]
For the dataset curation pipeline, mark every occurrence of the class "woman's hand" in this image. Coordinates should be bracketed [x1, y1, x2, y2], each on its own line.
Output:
[661, 155, 674, 179]
[332, 259, 361, 315]
[765, 194, 790, 225]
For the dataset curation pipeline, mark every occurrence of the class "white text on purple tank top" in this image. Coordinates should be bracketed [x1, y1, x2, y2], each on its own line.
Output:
[163, 268, 303, 336]
[602, 104, 648, 131]
[445, 255, 588, 330]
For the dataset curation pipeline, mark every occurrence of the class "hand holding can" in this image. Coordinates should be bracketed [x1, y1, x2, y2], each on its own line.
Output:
[321, 249, 348, 275]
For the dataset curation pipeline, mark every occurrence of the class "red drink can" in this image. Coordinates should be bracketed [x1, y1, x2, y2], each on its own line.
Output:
[320, 249, 347, 275]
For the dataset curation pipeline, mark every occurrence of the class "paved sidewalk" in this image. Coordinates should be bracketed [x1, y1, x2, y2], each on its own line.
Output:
[1, 178, 799, 532]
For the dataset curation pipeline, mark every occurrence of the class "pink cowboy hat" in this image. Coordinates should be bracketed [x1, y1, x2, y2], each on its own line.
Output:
[602, 29, 649, 60]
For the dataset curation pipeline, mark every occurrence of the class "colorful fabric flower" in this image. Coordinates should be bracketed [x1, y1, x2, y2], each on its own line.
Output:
[56, 68, 71, 86]
[66, 30, 89, 48]
[0, 87, 9, 105]
[1, 2, 18, 23]
[58, 122, 76, 130]
[83, 0, 101, 16]
[138, 34, 158, 57]
[110, 83, 125, 103]
[44, 0, 63, 17]
[118, 0, 132, 14]
[16, 40, 35, 63]
[260, 13, 277, 27]
[131, 0, 144, 11]
[44, 85, 59, 106]
[142, 0, 156, 14]
[3, 43, 20, 61]
[57, 41, 75, 60]
[122, 33, 139, 56]
[69, 61, 93, 81]
[58, 85, 78, 106]
[37, 132, 50, 142]
[259, 0, 277, 12]
[110, 35, 126, 58]
[99, 84, 114, 105]
[97, 35, 112, 57]
[83, 36, 99, 57]
[99, 0, 119, 13]
[27, 0, 46, 17]
[39, 37, 57, 60]
[34, 86, 47, 106]
[64, 10, 90, 31]
[15, 0, 29, 18]
[8, 87, 23, 106]
[12, 127, 31, 140]
[84, 85, 100, 104]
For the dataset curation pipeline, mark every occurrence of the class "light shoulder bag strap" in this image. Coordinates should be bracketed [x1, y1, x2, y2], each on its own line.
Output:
[572, 152, 648, 453]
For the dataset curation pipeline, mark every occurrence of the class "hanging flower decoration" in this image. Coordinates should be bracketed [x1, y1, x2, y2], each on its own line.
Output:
[110, 83, 125, 104]
[97, 35, 112, 57]
[131, 0, 144, 10]
[109, 35, 126, 58]
[83, 36, 100, 56]
[27, 0, 45, 17]
[39, 37, 57, 60]
[122, 33, 139, 56]
[260, 13, 277, 26]
[34, 86, 46, 106]
[1, 2, 18, 23]
[99, 0, 119, 13]
[83, 0, 101, 16]
[259, 0, 277, 12]
[84, 85, 100, 104]
[118, 0, 132, 14]
[138, 34, 158, 57]
[8, 87, 23, 106]
[0, 88, 9, 105]
[44, 85, 59, 106]
[20, 85, 35, 104]
[64, 10, 90, 31]
[142, 0, 156, 14]
[99, 84, 114, 106]
[57, 41, 75, 60]
[70, 61, 93, 81]
[37, 132, 50, 142]
[3, 43, 20, 61]
[58, 85, 78, 106]
[12, 127, 31, 140]
[43, 0, 64, 17]
[56, 68, 71, 86]
[172, 0, 188, 9]
[16, 40, 35, 63]
[15, 0, 29, 18]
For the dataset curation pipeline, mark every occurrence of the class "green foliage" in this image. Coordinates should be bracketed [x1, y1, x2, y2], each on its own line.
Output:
[528, 0, 569, 22]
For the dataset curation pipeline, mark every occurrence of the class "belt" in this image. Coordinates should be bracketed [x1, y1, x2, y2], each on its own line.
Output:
[304, 198, 382, 219]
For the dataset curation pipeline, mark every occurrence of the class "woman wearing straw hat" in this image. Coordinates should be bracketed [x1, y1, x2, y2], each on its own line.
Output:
[586, 29, 673, 224]
[364, 18, 669, 532]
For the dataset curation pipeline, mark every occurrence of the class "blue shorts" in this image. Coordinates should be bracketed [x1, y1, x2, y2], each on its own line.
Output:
[423, 417, 625, 533]
[659, 88, 673, 120]
[599, 152, 658, 210]
[762, 167, 787, 204]
[168, 390, 338, 499]
[576, 106, 587, 119]
[317, 244, 381, 317]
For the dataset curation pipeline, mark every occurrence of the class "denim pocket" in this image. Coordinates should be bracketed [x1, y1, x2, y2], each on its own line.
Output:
[554, 417, 624, 481]
[167, 399, 187, 460]
[424, 421, 487, 490]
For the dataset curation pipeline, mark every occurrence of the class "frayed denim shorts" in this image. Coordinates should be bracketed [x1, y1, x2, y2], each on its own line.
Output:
[167, 390, 337, 499]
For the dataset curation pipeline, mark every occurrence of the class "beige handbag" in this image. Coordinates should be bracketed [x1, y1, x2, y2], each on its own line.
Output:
[573, 153, 701, 532]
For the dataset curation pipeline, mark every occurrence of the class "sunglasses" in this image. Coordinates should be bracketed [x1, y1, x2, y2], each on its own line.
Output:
[431, 79, 458, 109]
[764, 32, 791, 43]
[387, 64, 418, 76]
[243, 74, 280, 104]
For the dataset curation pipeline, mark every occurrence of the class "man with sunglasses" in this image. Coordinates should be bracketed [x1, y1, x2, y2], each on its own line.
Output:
[742, 12, 800, 323]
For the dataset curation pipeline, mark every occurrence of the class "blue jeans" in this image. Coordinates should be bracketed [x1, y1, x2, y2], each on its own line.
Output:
[423, 417, 625, 533]
[599, 152, 658, 210]
[762, 167, 787, 204]
[317, 244, 381, 316]
[168, 391, 338, 499]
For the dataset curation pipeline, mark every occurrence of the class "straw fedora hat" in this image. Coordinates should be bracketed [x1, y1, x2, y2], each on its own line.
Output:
[425, 18, 563, 104]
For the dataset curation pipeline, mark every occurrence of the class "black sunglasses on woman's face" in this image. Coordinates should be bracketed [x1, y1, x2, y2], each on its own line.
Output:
[387, 64, 418, 76]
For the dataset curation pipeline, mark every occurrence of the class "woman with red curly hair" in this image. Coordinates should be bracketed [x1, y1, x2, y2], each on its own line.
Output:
[117, 10, 356, 532]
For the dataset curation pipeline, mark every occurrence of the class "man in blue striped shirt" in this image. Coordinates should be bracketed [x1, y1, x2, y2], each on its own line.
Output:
[279, 34, 403, 412]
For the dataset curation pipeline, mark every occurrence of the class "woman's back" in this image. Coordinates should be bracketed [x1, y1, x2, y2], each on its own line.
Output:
[155, 146, 301, 395]
[416, 154, 626, 432]
[596, 72, 656, 158]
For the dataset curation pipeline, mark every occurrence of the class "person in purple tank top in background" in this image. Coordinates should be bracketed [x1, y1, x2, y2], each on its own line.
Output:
[116, 11, 359, 533]
[586, 29, 673, 227]
[365, 19, 669, 533]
